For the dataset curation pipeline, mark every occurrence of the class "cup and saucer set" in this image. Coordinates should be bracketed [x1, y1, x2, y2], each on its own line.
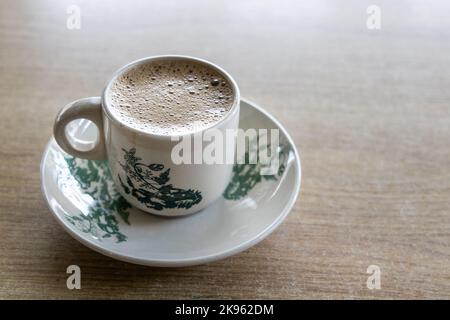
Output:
[40, 56, 302, 267]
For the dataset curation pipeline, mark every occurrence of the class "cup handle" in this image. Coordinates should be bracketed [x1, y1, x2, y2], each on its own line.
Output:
[53, 97, 106, 160]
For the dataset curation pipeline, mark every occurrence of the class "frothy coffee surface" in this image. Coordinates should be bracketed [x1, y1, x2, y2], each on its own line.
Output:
[108, 59, 234, 135]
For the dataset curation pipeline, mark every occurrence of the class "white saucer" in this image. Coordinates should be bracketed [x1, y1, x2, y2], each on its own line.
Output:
[40, 99, 301, 267]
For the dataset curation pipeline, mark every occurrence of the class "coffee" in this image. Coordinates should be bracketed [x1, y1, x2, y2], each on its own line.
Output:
[108, 59, 235, 135]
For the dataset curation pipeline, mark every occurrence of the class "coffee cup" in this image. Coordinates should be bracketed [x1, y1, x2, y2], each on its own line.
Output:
[53, 55, 240, 216]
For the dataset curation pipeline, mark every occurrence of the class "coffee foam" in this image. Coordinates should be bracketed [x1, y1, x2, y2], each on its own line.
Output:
[108, 59, 234, 136]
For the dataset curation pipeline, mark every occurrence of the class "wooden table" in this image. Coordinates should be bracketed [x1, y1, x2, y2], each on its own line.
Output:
[1, 0, 450, 299]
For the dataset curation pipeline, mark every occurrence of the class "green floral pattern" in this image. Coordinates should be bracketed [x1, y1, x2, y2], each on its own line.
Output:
[64, 157, 131, 243]
[118, 148, 203, 211]
[223, 142, 289, 200]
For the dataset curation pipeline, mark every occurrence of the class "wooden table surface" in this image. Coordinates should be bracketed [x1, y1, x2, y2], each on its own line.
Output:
[1, 0, 450, 299]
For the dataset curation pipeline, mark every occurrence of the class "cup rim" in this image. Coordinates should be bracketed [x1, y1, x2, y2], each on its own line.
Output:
[101, 55, 240, 140]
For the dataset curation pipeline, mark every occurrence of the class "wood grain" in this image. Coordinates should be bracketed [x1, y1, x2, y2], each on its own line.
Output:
[1, 0, 450, 299]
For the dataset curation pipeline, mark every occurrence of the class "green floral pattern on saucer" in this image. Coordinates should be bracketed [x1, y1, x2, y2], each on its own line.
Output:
[224, 141, 290, 200]
[64, 157, 131, 243]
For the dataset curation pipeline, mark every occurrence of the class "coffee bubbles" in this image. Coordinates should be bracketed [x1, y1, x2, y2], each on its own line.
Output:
[108, 59, 234, 136]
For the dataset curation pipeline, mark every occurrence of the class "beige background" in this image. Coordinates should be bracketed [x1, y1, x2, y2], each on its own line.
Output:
[1, 0, 450, 299]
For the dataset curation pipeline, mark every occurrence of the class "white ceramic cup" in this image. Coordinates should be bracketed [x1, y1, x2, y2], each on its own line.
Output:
[54, 55, 240, 216]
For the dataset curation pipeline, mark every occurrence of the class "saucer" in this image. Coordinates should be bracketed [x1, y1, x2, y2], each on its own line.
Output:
[40, 99, 302, 267]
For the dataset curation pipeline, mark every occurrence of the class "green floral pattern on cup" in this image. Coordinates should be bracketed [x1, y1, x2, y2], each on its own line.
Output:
[118, 148, 203, 211]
